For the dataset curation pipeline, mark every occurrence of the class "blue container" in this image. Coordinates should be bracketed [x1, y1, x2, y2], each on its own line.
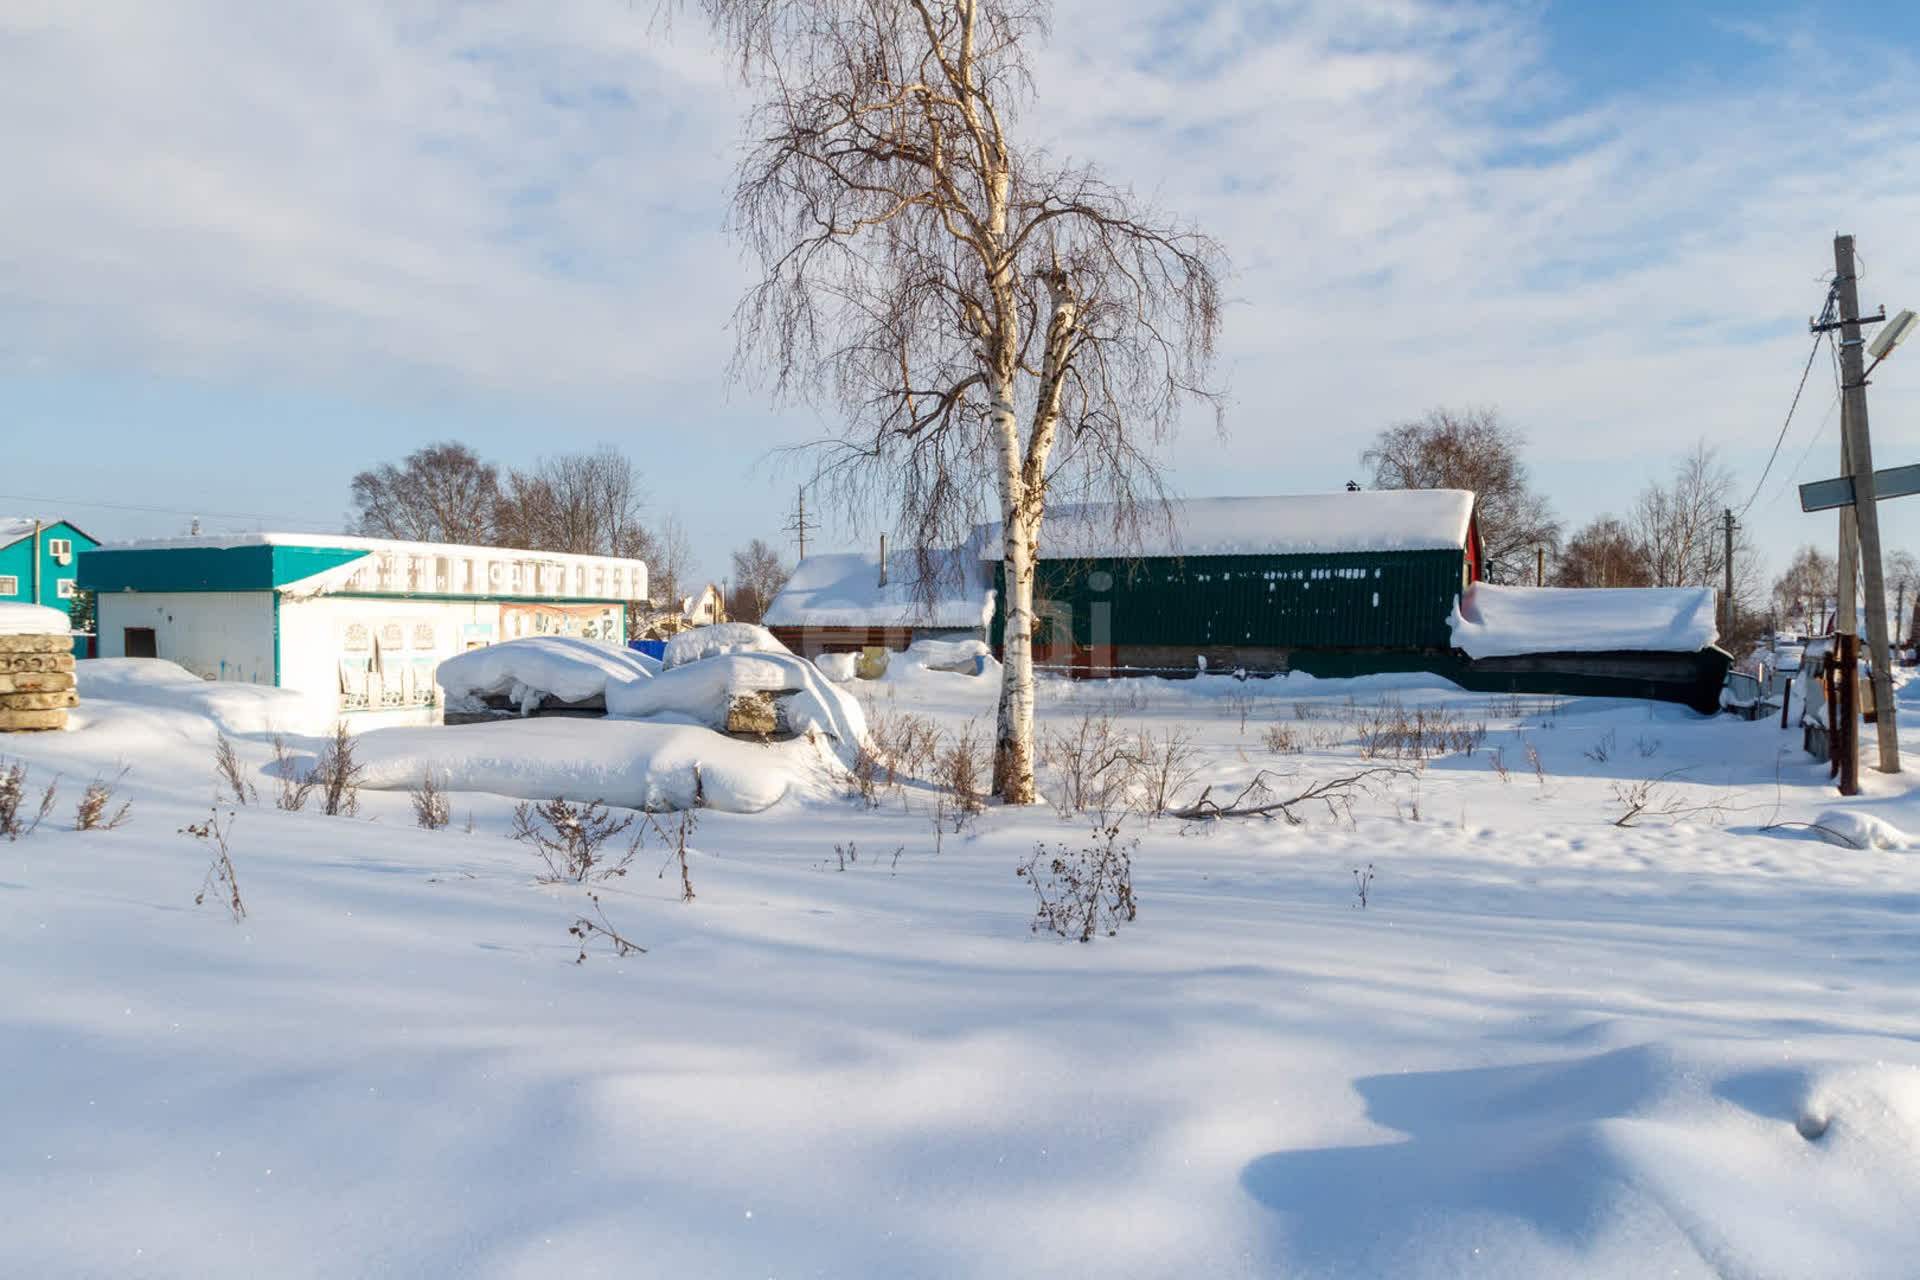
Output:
[628, 639, 667, 661]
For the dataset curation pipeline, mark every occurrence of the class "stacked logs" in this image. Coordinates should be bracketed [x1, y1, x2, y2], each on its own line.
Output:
[0, 633, 77, 731]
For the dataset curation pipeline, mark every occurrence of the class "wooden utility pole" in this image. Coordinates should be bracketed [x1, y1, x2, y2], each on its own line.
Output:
[1536, 546, 1545, 586]
[1721, 508, 1735, 638]
[1832, 234, 1900, 773]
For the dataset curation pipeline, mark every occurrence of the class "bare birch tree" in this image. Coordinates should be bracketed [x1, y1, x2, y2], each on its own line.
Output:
[698, 0, 1225, 802]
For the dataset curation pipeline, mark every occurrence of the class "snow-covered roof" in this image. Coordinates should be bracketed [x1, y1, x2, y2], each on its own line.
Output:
[978, 490, 1476, 560]
[97, 530, 631, 562]
[92, 531, 649, 602]
[0, 517, 93, 550]
[1449, 584, 1719, 659]
[0, 603, 73, 635]
[764, 549, 994, 629]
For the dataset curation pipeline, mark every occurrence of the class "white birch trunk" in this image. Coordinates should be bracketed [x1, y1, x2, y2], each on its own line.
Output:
[992, 380, 1038, 803]
[992, 270, 1076, 804]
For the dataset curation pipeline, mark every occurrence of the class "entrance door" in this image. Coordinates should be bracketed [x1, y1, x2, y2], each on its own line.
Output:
[124, 627, 157, 658]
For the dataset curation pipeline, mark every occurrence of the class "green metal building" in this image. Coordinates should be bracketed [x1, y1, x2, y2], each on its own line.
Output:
[991, 491, 1482, 677]
[985, 491, 1730, 709]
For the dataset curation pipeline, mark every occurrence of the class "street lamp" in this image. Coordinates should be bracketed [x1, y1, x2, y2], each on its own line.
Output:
[1866, 308, 1918, 373]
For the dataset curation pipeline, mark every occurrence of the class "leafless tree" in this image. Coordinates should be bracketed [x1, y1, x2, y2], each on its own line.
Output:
[648, 514, 695, 610]
[1551, 516, 1651, 589]
[494, 446, 652, 559]
[349, 442, 501, 544]
[698, 0, 1226, 802]
[1773, 545, 1838, 634]
[1628, 442, 1765, 646]
[1886, 550, 1919, 646]
[1363, 408, 1560, 584]
[727, 538, 790, 623]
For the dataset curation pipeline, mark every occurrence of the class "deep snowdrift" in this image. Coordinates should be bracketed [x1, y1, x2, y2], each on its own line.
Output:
[8, 656, 1920, 1277]
[74, 658, 334, 736]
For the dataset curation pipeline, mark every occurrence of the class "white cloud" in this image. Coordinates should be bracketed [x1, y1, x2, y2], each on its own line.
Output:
[0, 0, 749, 403]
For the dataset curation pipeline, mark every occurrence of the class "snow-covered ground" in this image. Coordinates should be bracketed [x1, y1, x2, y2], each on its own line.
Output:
[4, 657, 1920, 1277]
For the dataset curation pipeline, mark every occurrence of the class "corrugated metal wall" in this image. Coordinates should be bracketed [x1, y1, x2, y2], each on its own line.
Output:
[994, 549, 1467, 650]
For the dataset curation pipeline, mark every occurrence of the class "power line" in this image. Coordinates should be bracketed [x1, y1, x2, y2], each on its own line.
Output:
[1737, 331, 1827, 520]
[1771, 385, 1840, 507]
[1736, 284, 1840, 521]
[0, 491, 340, 531]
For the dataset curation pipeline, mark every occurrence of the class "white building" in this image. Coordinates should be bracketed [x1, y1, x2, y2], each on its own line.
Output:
[79, 533, 649, 726]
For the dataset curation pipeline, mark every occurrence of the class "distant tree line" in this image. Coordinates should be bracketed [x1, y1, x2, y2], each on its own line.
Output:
[1363, 410, 1779, 651]
[347, 442, 694, 609]
[346, 442, 807, 627]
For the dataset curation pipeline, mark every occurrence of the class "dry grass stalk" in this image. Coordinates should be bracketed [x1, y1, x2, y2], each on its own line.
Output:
[410, 770, 451, 829]
[185, 807, 245, 920]
[645, 767, 701, 902]
[0, 758, 57, 840]
[1018, 823, 1138, 942]
[1132, 726, 1200, 817]
[271, 735, 316, 811]
[314, 722, 364, 817]
[512, 796, 641, 883]
[75, 767, 132, 831]
[213, 734, 255, 804]
[570, 889, 646, 962]
[936, 719, 987, 818]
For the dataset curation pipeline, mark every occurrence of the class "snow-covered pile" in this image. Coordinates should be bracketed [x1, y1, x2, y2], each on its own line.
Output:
[1450, 583, 1719, 659]
[1811, 809, 1912, 850]
[0, 602, 71, 635]
[435, 637, 658, 715]
[662, 622, 790, 669]
[609, 651, 866, 746]
[814, 651, 859, 682]
[764, 549, 993, 629]
[981, 489, 1476, 560]
[355, 717, 828, 812]
[901, 636, 989, 673]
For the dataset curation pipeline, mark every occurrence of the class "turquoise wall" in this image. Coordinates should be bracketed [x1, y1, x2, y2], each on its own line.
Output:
[0, 521, 99, 611]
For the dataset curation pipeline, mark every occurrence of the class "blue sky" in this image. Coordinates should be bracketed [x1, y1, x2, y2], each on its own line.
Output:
[5, 0, 1920, 594]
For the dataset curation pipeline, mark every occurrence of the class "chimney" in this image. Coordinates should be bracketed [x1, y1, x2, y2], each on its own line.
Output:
[878, 534, 888, 587]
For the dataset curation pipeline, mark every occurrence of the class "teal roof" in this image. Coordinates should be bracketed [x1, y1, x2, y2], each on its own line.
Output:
[78, 544, 369, 593]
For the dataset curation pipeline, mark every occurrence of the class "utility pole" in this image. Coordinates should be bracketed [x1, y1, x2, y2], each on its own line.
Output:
[785, 486, 813, 561]
[1832, 233, 1900, 774]
[1536, 546, 1545, 586]
[1721, 508, 1735, 639]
